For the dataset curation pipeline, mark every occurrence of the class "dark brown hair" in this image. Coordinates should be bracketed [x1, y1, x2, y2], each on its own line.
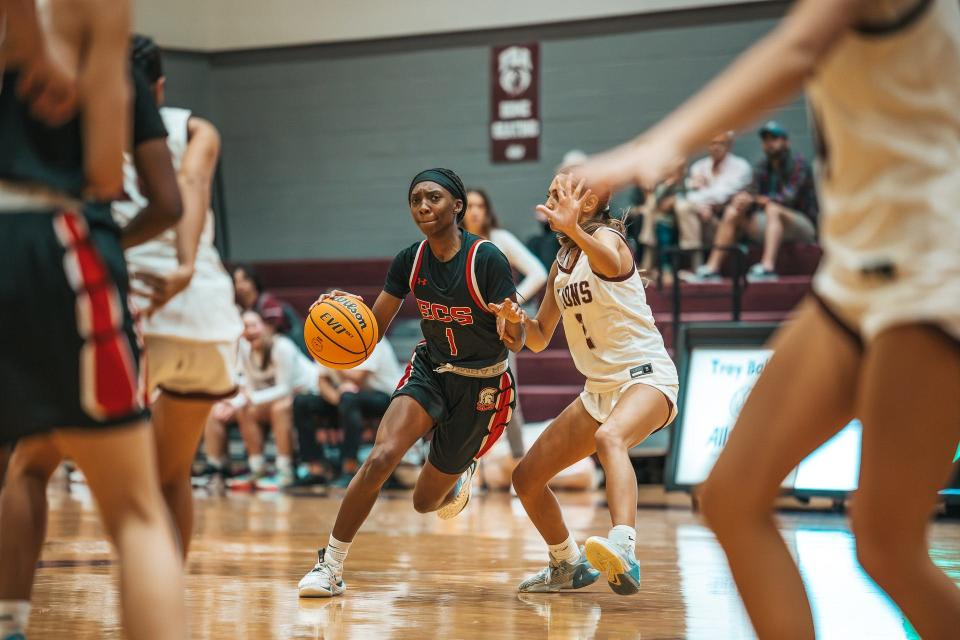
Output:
[463, 188, 500, 238]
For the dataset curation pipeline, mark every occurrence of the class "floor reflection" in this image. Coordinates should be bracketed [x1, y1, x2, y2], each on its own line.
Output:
[21, 488, 960, 639]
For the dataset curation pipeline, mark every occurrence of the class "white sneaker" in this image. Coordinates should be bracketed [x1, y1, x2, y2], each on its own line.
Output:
[436, 461, 477, 520]
[298, 549, 346, 598]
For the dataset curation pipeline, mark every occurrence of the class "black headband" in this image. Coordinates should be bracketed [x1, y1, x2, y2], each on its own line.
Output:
[408, 168, 467, 220]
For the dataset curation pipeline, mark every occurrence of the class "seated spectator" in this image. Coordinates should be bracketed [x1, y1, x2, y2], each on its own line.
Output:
[204, 309, 320, 491]
[673, 131, 753, 268]
[625, 164, 687, 282]
[691, 121, 818, 282]
[232, 263, 307, 354]
[293, 338, 403, 488]
[525, 150, 587, 270]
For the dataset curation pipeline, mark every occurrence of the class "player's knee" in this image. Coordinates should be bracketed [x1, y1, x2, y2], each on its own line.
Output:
[362, 445, 402, 483]
[99, 486, 165, 542]
[594, 427, 628, 457]
[851, 501, 913, 584]
[411, 491, 439, 514]
[698, 475, 754, 536]
[511, 460, 541, 498]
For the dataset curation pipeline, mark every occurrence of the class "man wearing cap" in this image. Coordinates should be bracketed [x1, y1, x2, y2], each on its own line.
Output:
[692, 121, 818, 282]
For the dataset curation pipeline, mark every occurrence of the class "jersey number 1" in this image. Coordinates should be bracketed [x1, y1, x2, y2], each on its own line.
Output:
[574, 313, 596, 350]
[445, 327, 458, 356]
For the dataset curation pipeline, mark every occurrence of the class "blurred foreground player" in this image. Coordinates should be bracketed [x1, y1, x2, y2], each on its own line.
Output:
[0, 1, 187, 638]
[577, 1, 960, 637]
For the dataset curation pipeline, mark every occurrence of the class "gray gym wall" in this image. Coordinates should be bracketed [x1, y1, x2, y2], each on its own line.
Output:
[162, 1, 805, 261]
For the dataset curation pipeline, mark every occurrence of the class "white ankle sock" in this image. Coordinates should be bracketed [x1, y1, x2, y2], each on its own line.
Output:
[0, 600, 31, 634]
[325, 536, 351, 566]
[208, 456, 226, 470]
[276, 455, 293, 474]
[609, 525, 636, 552]
[548, 534, 580, 564]
[249, 454, 265, 475]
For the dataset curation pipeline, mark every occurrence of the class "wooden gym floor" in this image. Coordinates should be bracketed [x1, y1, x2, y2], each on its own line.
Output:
[24, 485, 960, 639]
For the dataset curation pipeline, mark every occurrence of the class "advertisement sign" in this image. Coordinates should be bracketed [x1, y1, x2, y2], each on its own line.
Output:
[673, 346, 862, 492]
[490, 43, 540, 163]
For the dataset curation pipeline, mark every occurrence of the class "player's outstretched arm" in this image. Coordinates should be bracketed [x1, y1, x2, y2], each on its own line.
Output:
[575, 0, 869, 192]
[521, 262, 562, 353]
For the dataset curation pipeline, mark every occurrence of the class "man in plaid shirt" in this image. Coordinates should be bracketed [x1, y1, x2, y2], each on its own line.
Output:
[692, 121, 818, 282]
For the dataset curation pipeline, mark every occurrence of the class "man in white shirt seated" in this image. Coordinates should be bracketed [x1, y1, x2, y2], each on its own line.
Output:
[293, 339, 403, 488]
[674, 131, 752, 267]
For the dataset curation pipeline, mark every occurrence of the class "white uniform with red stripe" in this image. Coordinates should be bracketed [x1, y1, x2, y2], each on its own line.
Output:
[112, 106, 242, 398]
[553, 229, 678, 424]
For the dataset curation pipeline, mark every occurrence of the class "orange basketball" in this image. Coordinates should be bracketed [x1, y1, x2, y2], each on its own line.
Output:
[303, 295, 379, 370]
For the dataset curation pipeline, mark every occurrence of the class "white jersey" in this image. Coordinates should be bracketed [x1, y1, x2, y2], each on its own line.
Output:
[807, 0, 960, 339]
[113, 106, 242, 343]
[553, 230, 678, 393]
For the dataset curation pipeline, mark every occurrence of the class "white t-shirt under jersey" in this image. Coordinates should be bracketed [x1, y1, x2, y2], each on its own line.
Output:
[553, 229, 678, 393]
[489, 227, 548, 303]
[112, 106, 242, 344]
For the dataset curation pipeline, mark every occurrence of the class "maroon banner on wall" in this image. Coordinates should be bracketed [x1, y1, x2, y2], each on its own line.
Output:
[490, 43, 540, 164]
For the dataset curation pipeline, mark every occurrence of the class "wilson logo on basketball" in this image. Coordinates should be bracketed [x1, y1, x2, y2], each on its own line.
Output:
[318, 311, 356, 338]
[476, 387, 498, 411]
[333, 296, 369, 330]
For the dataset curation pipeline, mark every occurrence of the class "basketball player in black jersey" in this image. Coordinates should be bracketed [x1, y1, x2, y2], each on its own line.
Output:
[0, 1, 187, 638]
[299, 168, 524, 598]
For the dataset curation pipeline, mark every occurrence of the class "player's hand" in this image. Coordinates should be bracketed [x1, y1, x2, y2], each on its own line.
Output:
[535, 174, 587, 236]
[309, 289, 362, 312]
[573, 137, 685, 195]
[131, 266, 195, 316]
[489, 298, 526, 325]
[17, 52, 79, 126]
[489, 297, 526, 340]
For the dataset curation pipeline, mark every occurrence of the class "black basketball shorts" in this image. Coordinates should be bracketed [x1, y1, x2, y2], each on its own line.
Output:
[393, 342, 516, 475]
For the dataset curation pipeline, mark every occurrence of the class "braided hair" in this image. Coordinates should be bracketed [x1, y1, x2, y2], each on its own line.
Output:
[131, 34, 163, 84]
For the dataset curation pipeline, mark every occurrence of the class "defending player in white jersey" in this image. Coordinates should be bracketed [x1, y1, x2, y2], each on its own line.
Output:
[113, 36, 242, 556]
[575, 0, 960, 637]
[493, 173, 678, 596]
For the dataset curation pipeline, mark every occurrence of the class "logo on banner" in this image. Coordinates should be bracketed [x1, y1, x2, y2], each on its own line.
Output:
[491, 42, 540, 164]
[498, 46, 533, 96]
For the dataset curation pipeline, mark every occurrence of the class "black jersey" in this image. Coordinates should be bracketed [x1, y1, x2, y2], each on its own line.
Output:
[0, 71, 85, 196]
[384, 229, 516, 368]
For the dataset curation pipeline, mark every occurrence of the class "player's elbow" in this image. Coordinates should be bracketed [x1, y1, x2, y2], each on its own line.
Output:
[592, 259, 623, 279]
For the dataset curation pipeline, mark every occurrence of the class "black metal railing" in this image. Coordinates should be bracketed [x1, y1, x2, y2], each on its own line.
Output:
[643, 244, 750, 345]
